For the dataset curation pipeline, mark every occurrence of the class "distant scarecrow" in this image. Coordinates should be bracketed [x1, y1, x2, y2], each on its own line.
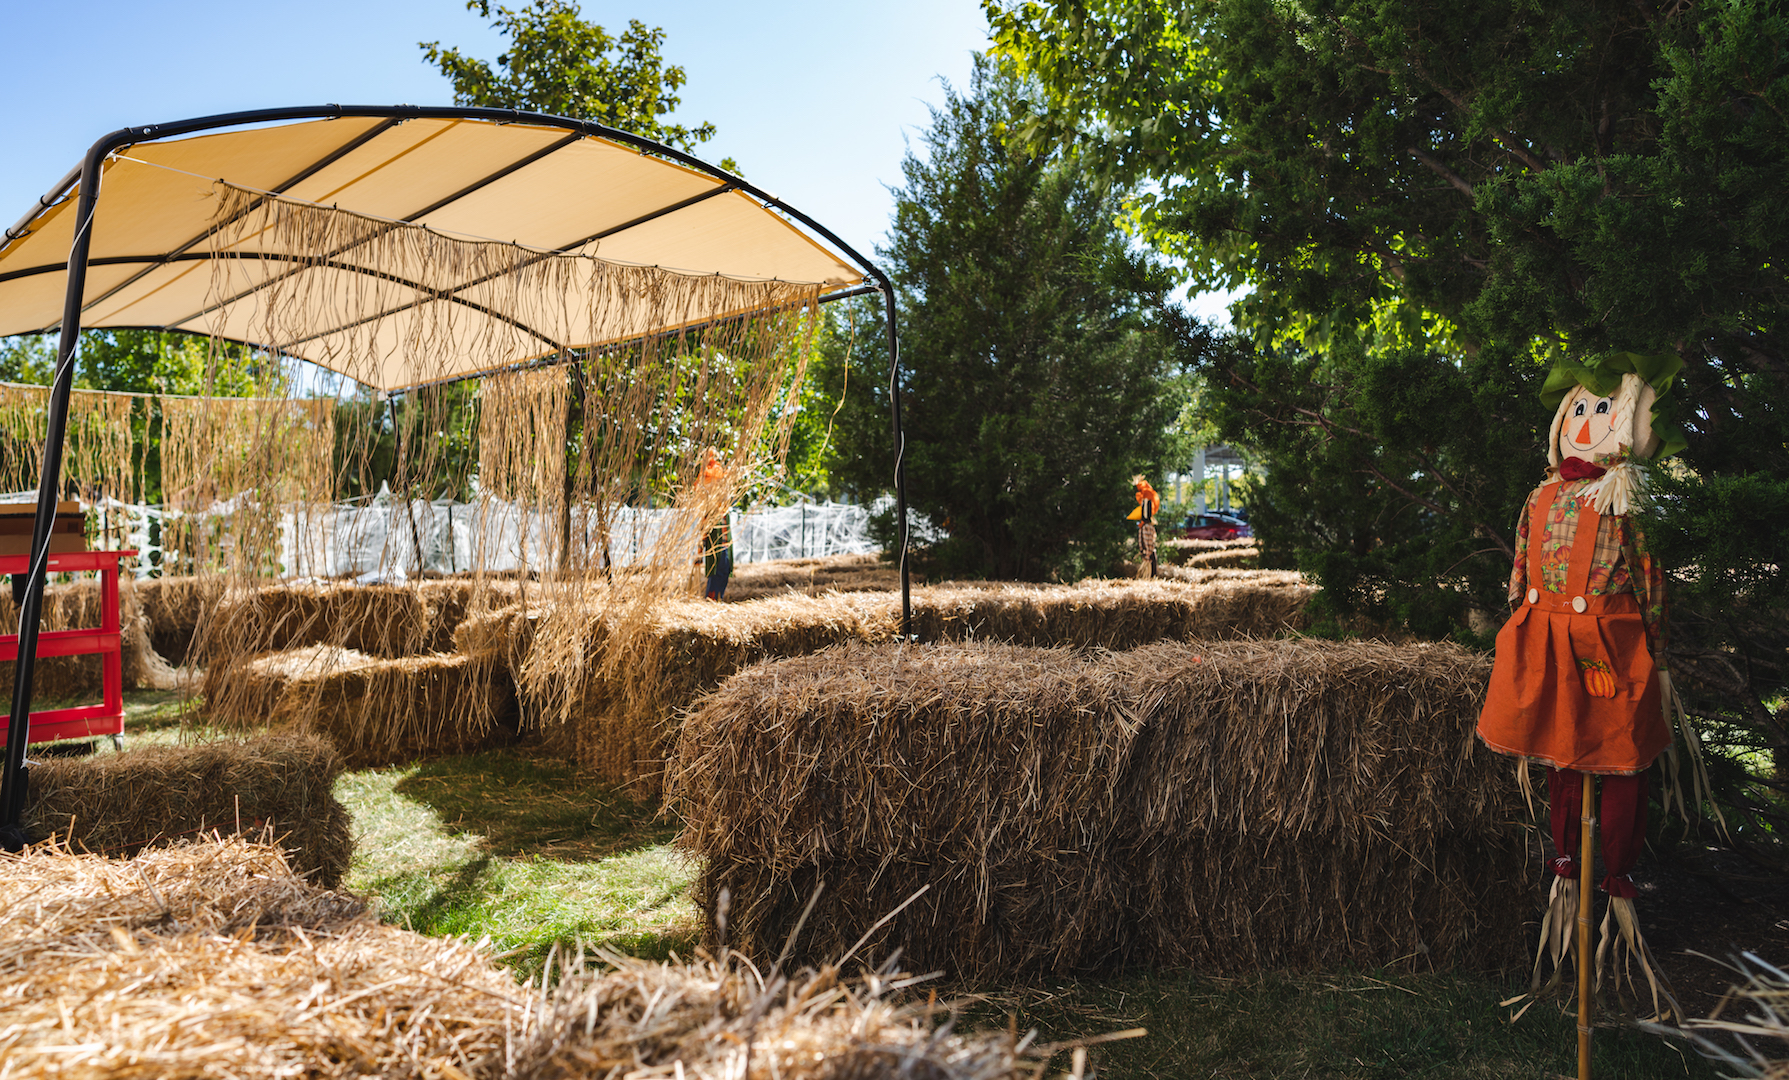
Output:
[698, 447, 734, 601]
[1477, 351, 1691, 1032]
[1128, 475, 1160, 578]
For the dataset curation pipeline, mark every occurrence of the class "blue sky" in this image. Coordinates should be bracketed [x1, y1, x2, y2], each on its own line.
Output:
[0, 0, 987, 264]
[0, 1, 1230, 319]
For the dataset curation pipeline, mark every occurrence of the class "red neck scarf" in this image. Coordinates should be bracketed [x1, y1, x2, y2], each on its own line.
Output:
[1558, 457, 1607, 481]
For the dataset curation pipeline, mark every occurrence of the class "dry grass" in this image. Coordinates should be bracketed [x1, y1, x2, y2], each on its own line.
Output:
[0, 839, 518, 1079]
[504, 948, 1070, 1080]
[667, 637, 1532, 981]
[1654, 952, 1789, 1079]
[22, 733, 353, 886]
[0, 838, 1063, 1080]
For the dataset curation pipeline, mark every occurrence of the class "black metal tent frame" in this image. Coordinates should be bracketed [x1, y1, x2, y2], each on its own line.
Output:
[0, 104, 912, 850]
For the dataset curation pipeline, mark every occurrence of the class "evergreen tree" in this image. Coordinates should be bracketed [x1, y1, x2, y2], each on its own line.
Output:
[819, 57, 1191, 581]
[996, 0, 1789, 836]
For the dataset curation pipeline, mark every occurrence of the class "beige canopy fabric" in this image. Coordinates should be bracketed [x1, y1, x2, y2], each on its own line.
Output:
[0, 114, 869, 392]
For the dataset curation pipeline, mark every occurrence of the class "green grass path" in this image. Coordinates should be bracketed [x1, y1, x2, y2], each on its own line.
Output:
[337, 749, 699, 976]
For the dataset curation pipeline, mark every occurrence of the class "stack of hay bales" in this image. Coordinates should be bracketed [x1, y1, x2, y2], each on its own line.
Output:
[668, 638, 1530, 979]
[0, 578, 165, 700]
[0, 837, 1047, 1080]
[553, 574, 1312, 795]
[538, 591, 900, 793]
[199, 579, 524, 766]
[23, 732, 352, 885]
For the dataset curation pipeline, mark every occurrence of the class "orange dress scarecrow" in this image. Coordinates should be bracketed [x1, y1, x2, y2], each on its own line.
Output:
[1478, 351, 1687, 1022]
[1128, 475, 1160, 578]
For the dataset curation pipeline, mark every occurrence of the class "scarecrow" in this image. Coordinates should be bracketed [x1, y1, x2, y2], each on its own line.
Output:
[698, 448, 734, 601]
[1477, 351, 1691, 1034]
[1128, 475, 1160, 578]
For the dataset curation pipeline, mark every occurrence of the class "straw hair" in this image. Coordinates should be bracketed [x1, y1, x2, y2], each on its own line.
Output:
[668, 637, 1529, 979]
[22, 732, 352, 886]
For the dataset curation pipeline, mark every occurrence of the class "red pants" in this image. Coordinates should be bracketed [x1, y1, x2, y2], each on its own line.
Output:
[1548, 767, 1647, 898]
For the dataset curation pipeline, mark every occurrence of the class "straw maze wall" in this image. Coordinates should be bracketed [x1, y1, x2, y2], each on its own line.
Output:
[670, 638, 1533, 980]
[176, 569, 1314, 779]
[456, 571, 1318, 793]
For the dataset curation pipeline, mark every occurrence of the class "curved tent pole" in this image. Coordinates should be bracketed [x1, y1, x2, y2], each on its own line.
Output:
[0, 105, 912, 847]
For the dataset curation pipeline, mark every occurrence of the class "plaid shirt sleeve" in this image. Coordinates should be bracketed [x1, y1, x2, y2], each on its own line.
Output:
[1622, 514, 1668, 660]
[1507, 487, 1536, 609]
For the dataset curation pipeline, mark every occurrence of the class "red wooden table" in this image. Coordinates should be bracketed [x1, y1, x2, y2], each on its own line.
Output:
[0, 549, 137, 748]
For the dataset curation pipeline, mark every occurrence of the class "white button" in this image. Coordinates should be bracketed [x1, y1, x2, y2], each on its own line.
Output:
[1527, 588, 1539, 604]
[1571, 596, 1587, 613]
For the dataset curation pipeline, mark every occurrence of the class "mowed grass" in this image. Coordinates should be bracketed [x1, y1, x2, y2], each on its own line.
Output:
[337, 748, 699, 977]
[979, 971, 1714, 1079]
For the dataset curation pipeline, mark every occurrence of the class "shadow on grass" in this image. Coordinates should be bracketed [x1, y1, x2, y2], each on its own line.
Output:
[339, 745, 701, 978]
[974, 969, 1714, 1080]
[392, 746, 677, 862]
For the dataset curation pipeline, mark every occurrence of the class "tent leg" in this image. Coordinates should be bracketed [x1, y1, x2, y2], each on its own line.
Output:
[881, 283, 910, 641]
[1, 136, 109, 851]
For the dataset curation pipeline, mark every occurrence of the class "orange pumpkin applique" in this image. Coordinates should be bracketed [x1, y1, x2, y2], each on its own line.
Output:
[1577, 657, 1619, 698]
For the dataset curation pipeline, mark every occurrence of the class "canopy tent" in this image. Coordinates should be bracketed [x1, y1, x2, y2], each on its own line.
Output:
[0, 105, 913, 847]
[0, 110, 874, 390]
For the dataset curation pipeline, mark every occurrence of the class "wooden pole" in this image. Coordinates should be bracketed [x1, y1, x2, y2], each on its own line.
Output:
[1578, 770, 1596, 1080]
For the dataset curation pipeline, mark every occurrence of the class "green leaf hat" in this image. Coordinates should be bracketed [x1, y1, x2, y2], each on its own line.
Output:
[1540, 350, 1688, 459]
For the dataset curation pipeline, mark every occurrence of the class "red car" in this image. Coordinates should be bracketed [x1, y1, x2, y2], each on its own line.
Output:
[1181, 513, 1251, 541]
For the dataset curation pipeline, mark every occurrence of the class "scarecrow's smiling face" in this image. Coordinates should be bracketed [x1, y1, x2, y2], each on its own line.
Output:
[1561, 385, 1621, 461]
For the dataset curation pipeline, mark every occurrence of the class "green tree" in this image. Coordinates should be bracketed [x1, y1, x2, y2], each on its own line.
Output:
[0, 334, 53, 385]
[994, 0, 1789, 839]
[422, 0, 735, 169]
[817, 57, 1190, 581]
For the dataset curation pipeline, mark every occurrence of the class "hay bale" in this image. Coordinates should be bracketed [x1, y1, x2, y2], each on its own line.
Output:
[201, 643, 382, 725]
[271, 652, 520, 768]
[909, 575, 1309, 647]
[1180, 545, 1261, 569]
[1161, 536, 1256, 564]
[552, 592, 899, 794]
[23, 733, 352, 886]
[205, 645, 520, 768]
[203, 581, 433, 660]
[0, 839, 516, 1078]
[507, 950, 1044, 1080]
[0, 838, 1043, 1080]
[667, 638, 1532, 979]
[724, 553, 901, 601]
[134, 574, 225, 665]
